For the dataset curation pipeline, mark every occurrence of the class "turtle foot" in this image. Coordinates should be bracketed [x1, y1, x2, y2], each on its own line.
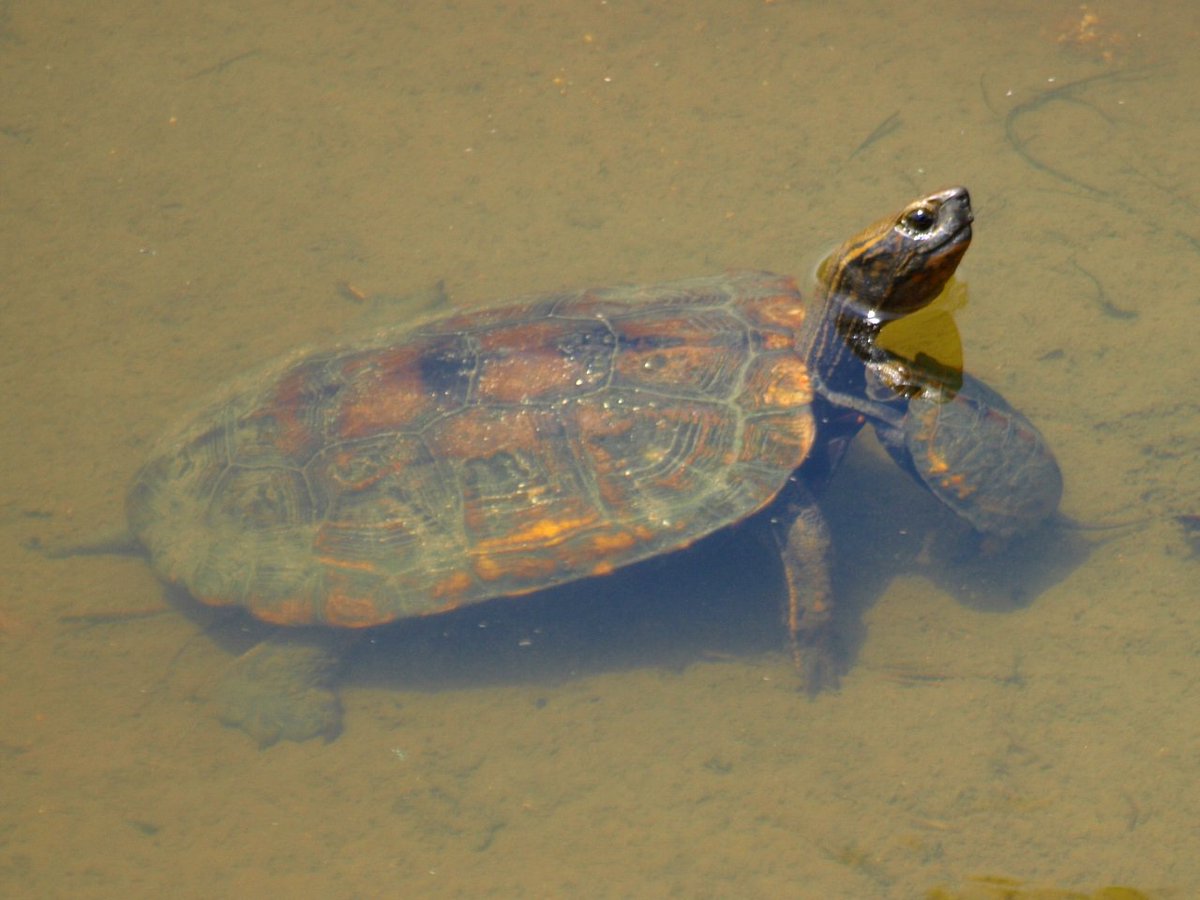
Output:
[792, 627, 843, 696]
[215, 635, 343, 747]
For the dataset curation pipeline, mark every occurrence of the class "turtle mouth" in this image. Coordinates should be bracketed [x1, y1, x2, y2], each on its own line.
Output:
[930, 218, 972, 264]
[935, 186, 973, 239]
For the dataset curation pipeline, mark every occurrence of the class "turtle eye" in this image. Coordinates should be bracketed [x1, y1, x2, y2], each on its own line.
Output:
[901, 204, 938, 235]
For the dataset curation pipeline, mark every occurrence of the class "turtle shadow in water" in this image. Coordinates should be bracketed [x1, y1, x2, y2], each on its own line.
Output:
[166, 524, 788, 697]
[335, 527, 789, 693]
[180, 439, 1088, 702]
[825, 437, 1091, 636]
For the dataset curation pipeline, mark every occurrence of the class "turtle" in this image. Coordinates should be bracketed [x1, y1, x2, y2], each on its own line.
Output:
[56, 186, 1063, 745]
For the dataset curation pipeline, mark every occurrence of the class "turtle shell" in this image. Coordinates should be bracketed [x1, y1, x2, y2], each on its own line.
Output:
[129, 271, 820, 628]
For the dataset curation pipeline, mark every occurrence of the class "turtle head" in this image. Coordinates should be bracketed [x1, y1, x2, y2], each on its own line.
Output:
[819, 186, 973, 322]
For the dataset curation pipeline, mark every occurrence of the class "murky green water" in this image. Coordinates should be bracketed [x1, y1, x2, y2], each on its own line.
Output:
[2, 1, 1196, 896]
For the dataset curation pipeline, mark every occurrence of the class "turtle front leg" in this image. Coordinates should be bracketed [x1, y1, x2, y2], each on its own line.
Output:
[769, 479, 841, 693]
[214, 630, 348, 747]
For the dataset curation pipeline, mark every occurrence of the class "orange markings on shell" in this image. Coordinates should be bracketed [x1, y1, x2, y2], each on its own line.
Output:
[738, 413, 816, 467]
[473, 549, 563, 584]
[739, 355, 813, 412]
[314, 552, 378, 574]
[758, 332, 793, 352]
[475, 321, 605, 403]
[936, 472, 975, 500]
[571, 401, 632, 438]
[611, 314, 744, 397]
[335, 345, 444, 441]
[740, 286, 807, 332]
[260, 363, 336, 457]
[475, 513, 601, 555]
[431, 570, 475, 601]
[323, 590, 386, 628]
[588, 530, 639, 555]
[253, 597, 317, 626]
[584, 529, 646, 577]
[195, 591, 238, 610]
[469, 513, 653, 587]
[923, 449, 950, 475]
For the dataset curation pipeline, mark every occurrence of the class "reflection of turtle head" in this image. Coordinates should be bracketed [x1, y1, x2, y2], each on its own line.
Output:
[874, 373, 1064, 539]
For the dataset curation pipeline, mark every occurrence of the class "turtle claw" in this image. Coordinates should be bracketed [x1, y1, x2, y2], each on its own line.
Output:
[214, 636, 343, 747]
